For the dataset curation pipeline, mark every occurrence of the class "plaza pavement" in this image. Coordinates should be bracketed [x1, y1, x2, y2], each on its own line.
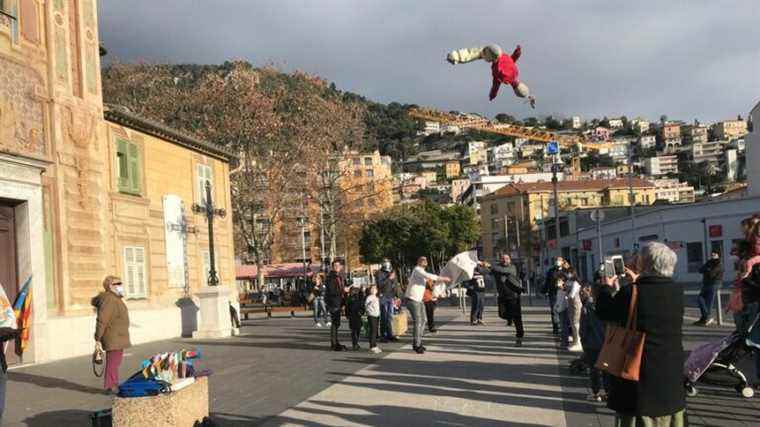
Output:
[4, 298, 759, 426]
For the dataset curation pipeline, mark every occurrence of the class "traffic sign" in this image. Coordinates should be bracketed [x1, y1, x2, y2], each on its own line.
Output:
[546, 141, 560, 155]
[590, 209, 605, 223]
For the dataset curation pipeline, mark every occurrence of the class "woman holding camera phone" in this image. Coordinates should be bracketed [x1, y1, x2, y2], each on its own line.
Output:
[596, 242, 686, 427]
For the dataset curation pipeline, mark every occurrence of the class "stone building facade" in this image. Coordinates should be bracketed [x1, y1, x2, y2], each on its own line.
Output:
[0, 1, 237, 364]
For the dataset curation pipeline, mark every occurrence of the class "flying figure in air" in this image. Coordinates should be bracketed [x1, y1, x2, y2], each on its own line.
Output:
[447, 44, 535, 109]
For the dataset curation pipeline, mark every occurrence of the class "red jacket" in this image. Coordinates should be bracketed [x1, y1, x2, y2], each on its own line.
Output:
[490, 45, 521, 100]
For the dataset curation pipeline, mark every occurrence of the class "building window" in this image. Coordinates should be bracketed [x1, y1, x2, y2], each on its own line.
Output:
[507, 201, 515, 213]
[686, 242, 703, 273]
[354, 170, 362, 177]
[366, 169, 374, 177]
[490, 203, 498, 215]
[364, 157, 373, 166]
[123, 246, 147, 298]
[353, 158, 361, 166]
[116, 139, 142, 195]
[197, 164, 214, 205]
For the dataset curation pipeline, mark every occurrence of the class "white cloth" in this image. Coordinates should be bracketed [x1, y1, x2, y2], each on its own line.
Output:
[406, 266, 440, 302]
[567, 280, 581, 300]
[0, 283, 16, 329]
[365, 294, 380, 317]
[439, 251, 480, 288]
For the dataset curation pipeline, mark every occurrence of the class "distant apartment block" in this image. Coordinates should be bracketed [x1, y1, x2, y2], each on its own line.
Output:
[638, 134, 657, 149]
[467, 141, 488, 165]
[643, 155, 679, 176]
[653, 179, 695, 204]
[572, 116, 582, 129]
[682, 124, 708, 145]
[712, 119, 748, 141]
[631, 119, 650, 133]
[444, 160, 461, 179]
[658, 123, 682, 150]
[608, 118, 624, 129]
[589, 167, 618, 180]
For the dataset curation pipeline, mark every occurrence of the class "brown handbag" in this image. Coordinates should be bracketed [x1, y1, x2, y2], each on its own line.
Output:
[595, 284, 646, 381]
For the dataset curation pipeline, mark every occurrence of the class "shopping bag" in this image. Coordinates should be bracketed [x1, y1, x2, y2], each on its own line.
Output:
[391, 311, 408, 336]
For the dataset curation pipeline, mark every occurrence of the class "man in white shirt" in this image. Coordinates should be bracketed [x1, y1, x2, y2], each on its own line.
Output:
[406, 256, 450, 354]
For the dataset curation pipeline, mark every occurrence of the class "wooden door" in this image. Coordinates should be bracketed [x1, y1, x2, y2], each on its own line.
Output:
[0, 203, 19, 365]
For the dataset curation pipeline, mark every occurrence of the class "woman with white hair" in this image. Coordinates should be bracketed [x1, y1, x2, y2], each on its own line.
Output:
[596, 242, 686, 427]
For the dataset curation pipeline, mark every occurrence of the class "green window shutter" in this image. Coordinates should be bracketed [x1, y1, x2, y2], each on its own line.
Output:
[116, 139, 130, 192]
[128, 142, 141, 194]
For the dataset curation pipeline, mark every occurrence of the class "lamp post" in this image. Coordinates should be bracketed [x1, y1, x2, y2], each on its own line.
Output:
[297, 215, 308, 284]
[193, 181, 227, 286]
[547, 141, 563, 258]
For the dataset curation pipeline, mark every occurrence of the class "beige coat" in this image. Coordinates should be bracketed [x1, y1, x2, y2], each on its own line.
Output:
[93, 291, 131, 351]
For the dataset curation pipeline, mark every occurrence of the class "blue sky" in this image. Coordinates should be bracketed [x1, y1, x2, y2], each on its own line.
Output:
[98, 0, 760, 122]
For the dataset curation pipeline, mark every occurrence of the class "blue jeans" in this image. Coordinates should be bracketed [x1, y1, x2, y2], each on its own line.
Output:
[697, 284, 717, 321]
[313, 296, 328, 323]
[470, 291, 484, 322]
[379, 296, 395, 339]
[548, 293, 560, 331]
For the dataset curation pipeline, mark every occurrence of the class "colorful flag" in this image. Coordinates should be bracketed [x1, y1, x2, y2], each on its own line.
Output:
[13, 276, 32, 356]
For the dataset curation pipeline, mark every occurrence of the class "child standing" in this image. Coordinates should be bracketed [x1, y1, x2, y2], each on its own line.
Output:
[580, 284, 608, 402]
[565, 270, 583, 353]
[365, 285, 382, 354]
[554, 277, 571, 349]
[346, 286, 365, 351]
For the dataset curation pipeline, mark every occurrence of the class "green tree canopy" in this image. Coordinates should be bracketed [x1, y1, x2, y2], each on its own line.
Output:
[359, 202, 480, 277]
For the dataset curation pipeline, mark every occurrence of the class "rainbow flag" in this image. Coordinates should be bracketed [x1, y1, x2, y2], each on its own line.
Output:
[13, 277, 32, 356]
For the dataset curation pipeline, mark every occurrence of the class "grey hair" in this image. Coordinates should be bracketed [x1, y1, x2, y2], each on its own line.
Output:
[639, 242, 677, 278]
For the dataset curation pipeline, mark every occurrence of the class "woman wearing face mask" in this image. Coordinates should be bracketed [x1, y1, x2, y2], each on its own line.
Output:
[92, 275, 131, 394]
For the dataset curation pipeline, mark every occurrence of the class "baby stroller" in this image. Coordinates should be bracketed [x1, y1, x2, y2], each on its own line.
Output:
[683, 312, 759, 399]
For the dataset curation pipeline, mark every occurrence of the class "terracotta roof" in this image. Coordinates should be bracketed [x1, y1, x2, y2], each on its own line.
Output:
[483, 178, 655, 200]
[104, 104, 237, 162]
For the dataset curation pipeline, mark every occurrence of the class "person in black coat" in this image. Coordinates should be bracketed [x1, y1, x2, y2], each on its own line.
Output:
[596, 242, 686, 426]
[484, 254, 525, 346]
[325, 260, 350, 351]
[695, 251, 723, 326]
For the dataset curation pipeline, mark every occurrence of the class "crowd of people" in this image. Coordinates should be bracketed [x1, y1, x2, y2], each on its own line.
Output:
[302, 233, 752, 425]
[72, 220, 760, 427]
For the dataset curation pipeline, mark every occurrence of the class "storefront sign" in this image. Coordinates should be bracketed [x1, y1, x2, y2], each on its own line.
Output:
[709, 225, 723, 238]
[582, 239, 592, 251]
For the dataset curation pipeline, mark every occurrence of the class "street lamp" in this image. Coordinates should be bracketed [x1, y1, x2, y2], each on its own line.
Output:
[547, 141, 564, 256]
[296, 214, 309, 285]
[192, 181, 227, 286]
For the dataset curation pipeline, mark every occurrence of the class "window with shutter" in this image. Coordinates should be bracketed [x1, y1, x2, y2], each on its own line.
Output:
[197, 164, 213, 205]
[116, 139, 130, 192]
[128, 143, 141, 194]
[116, 139, 142, 195]
[123, 246, 147, 298]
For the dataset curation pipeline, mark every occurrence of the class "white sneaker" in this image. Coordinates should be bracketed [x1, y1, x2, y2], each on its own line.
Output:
[315, 322, 323, 328]
[326, 322, 332, 326]
[370, 347, 382, 354]
[568, 343, 583, 353]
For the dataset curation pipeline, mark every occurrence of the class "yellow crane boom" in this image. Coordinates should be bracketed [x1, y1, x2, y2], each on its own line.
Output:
[408, 107, 614, 152]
